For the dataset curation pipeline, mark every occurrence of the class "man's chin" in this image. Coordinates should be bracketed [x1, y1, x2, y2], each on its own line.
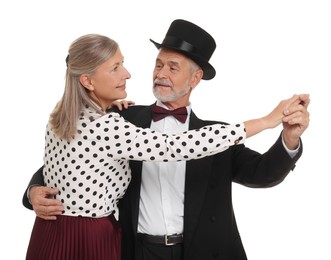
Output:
[154, 94, 174, 103]
[153, 90, 174, 102]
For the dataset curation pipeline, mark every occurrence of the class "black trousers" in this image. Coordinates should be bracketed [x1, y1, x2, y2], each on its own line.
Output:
[136, 236, 183, 260]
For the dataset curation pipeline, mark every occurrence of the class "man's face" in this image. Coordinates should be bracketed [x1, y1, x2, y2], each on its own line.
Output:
[152, 48, 196, 108]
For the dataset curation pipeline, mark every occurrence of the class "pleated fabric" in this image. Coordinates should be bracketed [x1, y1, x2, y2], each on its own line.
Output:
[25, 214, 121, 260]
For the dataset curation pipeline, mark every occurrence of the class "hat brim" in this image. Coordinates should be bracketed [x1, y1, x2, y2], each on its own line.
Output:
[150, 39, 216, 80]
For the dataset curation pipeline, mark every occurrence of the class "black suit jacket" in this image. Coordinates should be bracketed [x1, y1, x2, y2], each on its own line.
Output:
[23, 104, 302, 260]
[117, 104, 302, 260]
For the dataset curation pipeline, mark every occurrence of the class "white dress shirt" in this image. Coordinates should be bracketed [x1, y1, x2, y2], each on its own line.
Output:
[138, 101, 191, 235]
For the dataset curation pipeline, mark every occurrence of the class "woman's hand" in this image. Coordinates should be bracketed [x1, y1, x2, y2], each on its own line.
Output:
[110, 100, 135, 111]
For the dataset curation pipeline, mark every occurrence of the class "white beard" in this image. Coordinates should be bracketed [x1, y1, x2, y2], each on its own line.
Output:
[153, 80, 191, 102]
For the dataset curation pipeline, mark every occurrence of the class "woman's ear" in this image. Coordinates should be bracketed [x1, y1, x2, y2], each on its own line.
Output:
[79, 74, 94, 91]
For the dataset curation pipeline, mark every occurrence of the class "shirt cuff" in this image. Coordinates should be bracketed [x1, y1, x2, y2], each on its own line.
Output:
[281, 135, 300, 158]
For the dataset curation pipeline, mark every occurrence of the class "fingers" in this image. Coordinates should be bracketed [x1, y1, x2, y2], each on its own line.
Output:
[111, 100, 135, 110]
[298, 94, 310, 108]
[283, 94, 310, 116]
[34, 203, 64, 220]
[123, 100, 135, 109]
[111, 101, 123, 111]
[30, 186, 59, 201]
[284, 110, 310, 129]
[282, 94, 310, 131]
[30, 186, 64, 220]
[33, 199, 64, 220]
[283, 110, 308, 125]
[281, 94, 310, 148]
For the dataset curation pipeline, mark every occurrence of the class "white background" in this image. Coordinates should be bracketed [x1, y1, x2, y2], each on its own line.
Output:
[1, 0, 330, 259]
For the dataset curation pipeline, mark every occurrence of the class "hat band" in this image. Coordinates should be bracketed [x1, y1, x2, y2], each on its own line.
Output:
[161, 36, 201, 58]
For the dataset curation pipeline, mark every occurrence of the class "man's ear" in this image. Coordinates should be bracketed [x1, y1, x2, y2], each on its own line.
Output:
[79, 74, 94, 91]
[191, 69, 203, 90]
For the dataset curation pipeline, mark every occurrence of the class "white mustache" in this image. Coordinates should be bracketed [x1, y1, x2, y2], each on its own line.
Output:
[154, 79, 173, 88]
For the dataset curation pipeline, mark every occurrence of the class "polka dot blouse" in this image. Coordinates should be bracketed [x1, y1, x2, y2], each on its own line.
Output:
[43, 105, 246, 218]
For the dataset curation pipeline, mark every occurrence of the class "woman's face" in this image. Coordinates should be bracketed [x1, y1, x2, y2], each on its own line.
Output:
[88, 48, 131, 110]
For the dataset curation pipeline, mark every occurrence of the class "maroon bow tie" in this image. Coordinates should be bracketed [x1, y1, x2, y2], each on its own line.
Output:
[151, 104, 188, 123]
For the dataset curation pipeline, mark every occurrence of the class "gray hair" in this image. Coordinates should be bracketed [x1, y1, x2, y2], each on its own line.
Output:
[50, 34, 119, 140]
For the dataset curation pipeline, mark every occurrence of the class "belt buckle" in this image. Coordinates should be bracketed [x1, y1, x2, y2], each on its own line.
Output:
[165, 234, 175, 246]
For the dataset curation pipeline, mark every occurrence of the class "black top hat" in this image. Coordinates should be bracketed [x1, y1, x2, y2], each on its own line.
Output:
[150, 19, 216, 80]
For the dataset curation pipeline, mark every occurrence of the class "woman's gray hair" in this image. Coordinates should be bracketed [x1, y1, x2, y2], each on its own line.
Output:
[50, 34, 119, 140]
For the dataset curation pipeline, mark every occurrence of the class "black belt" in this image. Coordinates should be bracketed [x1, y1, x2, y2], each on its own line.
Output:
[137, 233, 183, 246]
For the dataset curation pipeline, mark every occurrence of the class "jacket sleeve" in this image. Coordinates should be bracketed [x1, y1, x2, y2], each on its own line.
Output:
[22, 166, 45, 210]
[233, 133, 303, 188]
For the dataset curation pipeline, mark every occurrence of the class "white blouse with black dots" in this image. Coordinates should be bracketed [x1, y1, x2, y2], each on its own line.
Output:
[43, 106, 246, 218]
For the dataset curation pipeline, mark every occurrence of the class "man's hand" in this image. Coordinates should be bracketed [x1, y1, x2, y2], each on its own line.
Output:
[30, 186, 64, 220]
[282, 94, 310, 149]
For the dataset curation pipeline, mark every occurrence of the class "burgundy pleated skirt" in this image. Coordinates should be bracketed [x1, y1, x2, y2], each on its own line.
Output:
[26, 214, 121, 260]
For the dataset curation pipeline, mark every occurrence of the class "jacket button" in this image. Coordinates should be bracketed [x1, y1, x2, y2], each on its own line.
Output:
[210, 215, 216, 222]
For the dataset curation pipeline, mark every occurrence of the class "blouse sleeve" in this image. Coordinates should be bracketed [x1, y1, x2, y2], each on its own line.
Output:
[81, 112, 246, 162]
